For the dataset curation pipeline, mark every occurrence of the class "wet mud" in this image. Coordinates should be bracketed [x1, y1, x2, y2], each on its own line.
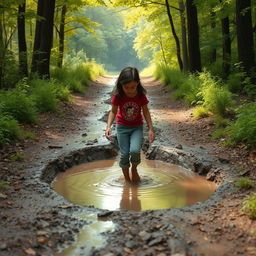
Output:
[0, 76, 255, 256]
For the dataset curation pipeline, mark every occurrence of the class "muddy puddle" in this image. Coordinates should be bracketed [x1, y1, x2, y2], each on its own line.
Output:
[52, 156, 216, 211]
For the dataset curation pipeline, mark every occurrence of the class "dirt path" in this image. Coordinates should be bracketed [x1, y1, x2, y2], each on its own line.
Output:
[0, 76, 255, 256]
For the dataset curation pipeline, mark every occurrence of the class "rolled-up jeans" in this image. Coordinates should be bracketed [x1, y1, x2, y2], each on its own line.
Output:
[116, 124, 143, 168]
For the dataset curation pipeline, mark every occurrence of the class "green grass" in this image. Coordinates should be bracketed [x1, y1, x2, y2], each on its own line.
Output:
[0, 89, 37, 124]
[9, 152, 25, 162]
[193, 106, 209, 119]
[227, 102, 256, 147]
[242, 192, 256, 219]
[235, 178, 255, 189]
[0, 115, 23, 145]
[0, 181, 9, 190]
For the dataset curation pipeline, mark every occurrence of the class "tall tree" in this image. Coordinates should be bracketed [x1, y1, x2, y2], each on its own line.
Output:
[236, 0, 255, 74]
[179, 0, 188, 71]
[57, 4, 66, 68]
[31, 0, 44, 73]
[38, 0, 56, 77]
[221, 15, 231, 78]
[165, 0, 183, 70]
[17, 0, 28, 77]
[186, 0, 201, 72]
[210, 10, 216, 64]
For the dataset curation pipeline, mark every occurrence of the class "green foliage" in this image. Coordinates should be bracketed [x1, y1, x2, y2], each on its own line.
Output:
[227, 103, 256, 146]
[52, 59, 105, 93]
[235, 178, 254, 190]
[0, 181, 9, 190]
[227, 73, 243, 93]
[211, 128, 226, 139]
[9, 152, 25, 162]
[242, 192, 256, 219]
[0, 89, 37, 124]
[0, 115, 22, 145]
[201, 85, 234, 116]
[213, 116, 231, 128]
[193, 106, 209, 119]
[30, 79, 59, 112]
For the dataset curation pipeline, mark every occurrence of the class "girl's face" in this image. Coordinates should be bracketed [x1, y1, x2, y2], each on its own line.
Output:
[122, 81, 138, 97]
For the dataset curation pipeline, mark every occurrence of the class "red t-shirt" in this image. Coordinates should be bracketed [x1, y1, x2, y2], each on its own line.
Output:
[111, 93, 149, 127]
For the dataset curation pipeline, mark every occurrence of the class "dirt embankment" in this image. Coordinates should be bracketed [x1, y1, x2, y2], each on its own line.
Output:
[0, 76, 255, 256]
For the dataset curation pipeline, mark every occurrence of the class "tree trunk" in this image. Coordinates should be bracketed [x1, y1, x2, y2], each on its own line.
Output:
[186, 0, 201, 72]
[236, 0, 255, 73]
[165, 0, 183, 70]
[221, 16, 231, 78]
[31, 0, 45, 73]
[17, 1, 28, 77]
[210, 11, 216, 63]
[37, 0, 56, 78]
[57, 5, 66, 68]
[179, 0, 188, 71]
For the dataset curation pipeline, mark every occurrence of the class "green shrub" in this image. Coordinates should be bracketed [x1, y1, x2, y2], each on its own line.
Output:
[201, 85, 234, 116]
[227, 73, 243, 93]
[235, 178, 254, 189]
[0, 115, 22, 144]
[0, 181, 9, 190]
[30, 79, 58, 112]
[242, 192, 256, 219]
[9, 152, 25, 162]
[227, 103, 256, 146]
[0, 89, 37, 123]
[193, 106, 209, 118]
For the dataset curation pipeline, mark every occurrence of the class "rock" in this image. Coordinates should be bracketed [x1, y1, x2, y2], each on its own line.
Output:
[139, 231, 152, 241]
[168, 238, 187, 255]
[148, 237, 163, 246]
[97, 211, 113, 218]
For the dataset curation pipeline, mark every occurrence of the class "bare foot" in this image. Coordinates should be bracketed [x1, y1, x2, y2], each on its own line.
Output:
[131, 167, 141, 183]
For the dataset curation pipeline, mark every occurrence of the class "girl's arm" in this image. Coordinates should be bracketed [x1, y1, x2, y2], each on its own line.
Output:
[142, 104, 155, 143]
[105, 105, 118, 140]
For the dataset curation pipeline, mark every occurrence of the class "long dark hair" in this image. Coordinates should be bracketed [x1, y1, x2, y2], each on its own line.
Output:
[112, 67, 146, 97]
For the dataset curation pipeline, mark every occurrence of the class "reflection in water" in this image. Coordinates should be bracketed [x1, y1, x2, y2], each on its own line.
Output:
[55, 213, 115, 256]
[52, 156, 217, 211]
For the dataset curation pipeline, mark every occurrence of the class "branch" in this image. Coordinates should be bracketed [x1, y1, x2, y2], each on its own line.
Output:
[147, 1, 181, 11]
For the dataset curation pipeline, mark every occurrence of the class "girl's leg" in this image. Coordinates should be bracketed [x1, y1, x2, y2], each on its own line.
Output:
[117, 125, 131, 181]
[130, 126, 143, 182]
[122, 167, 130, 182]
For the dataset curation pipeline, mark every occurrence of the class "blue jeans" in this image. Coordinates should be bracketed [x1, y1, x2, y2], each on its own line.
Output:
[116, 124, 143, 168]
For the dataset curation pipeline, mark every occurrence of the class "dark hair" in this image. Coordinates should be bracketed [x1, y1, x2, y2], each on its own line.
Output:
[112, 67, 146, 97]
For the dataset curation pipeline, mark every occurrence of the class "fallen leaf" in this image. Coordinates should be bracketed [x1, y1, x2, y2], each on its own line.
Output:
[37, 237, 47, 244]
[58, 205, 71, 209]
[24, 248, 36, 255]
[0, 193, 7, 199]
[124, 247, 133, 254]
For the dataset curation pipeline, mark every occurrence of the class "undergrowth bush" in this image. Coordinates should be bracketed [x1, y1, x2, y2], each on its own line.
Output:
[30, 79, 59, 112]
[0, 115, 22, 145]
[0, 89, 37, 123]
[227, 102, 256, 147]
[52, 61, 105, 93]
[242, 192, 256, 219]
[235, 178, 254, 190]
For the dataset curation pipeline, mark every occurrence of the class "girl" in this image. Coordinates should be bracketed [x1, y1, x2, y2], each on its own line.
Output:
[105, 67, 155, 183]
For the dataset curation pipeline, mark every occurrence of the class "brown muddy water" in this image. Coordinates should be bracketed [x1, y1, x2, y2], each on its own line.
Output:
[52, 156, 216, 211]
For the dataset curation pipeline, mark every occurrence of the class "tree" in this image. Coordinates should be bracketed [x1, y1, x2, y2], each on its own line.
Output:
[179, 0, 188, 71]
[31, 0, 56, 77]
[17, 0, 28, 77]
[186, 0, 201, 72]
[165, 0, 183, 70]
[236, 0, 255, 74]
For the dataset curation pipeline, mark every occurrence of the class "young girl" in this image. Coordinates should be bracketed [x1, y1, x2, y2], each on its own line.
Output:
[105, 67, 155, 183]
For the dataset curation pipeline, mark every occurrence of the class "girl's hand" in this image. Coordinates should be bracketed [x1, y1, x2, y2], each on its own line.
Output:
[148, 129, 155, 143]
[105, 127, 112, 140]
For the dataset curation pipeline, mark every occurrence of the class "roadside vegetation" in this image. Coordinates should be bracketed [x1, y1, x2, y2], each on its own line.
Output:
[154, 65, 256, 149]
[0, 59, 105, 146]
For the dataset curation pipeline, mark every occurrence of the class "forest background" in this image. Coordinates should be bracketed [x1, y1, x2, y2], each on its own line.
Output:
[0, 0, 255, 153]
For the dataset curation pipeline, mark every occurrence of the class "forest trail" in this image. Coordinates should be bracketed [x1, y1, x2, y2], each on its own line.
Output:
[0, 76, 255, 256]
